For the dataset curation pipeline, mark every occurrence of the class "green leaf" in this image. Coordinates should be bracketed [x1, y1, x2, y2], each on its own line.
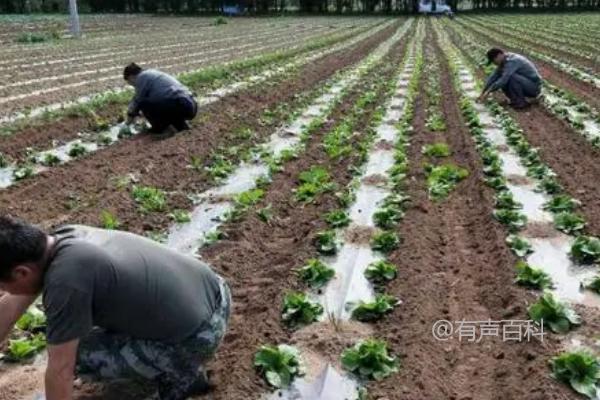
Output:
[351, 294, 399, 322]
[298, 259, 335, 289]
[324, 210, 351, 228]
[426, 164, 469, 201]
[570, 236, 600, 264]
[254, 344, 304, 388]
[8, 333, 46, 360]
[554, 212, 586, 235]
[494, 208, 527, 231]
[365, 260, 398, 284]
[514, 261, 552, 290]
[281, 292, 324, 329]
[371, 231, 401, 254]
[341, 339, 399, 381]
[422, 143, 451, 158]
[550, 350, 600, 399]
[544, 195, 581, 214]
[506, 234, 533, 257]
[528, 292, 580, 334]
[314, 230, 338, 255]
[15, 307, 46, 332]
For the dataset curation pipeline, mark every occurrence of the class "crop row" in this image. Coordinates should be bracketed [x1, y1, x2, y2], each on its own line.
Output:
[435, 19, 600, 399]
[0, 20, 391, 122]
[440, 20, 600, 147]
[0, 21, 395, 189]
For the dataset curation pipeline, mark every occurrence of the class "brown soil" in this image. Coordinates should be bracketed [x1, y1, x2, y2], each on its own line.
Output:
[367, 28, 574, 400]
[523, 222, 560, 239]
[0, 22, 401, 235]
[456, 22, 600, 110]
[196, 37, 410, 400]
[445, 23, 600, 238]
[343, 225, 378, 245]
[362, 173, 388, 187]
[0, 26, 379, 162]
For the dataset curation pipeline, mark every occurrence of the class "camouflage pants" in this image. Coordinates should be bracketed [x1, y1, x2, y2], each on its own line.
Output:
[76, 279, 231, 400]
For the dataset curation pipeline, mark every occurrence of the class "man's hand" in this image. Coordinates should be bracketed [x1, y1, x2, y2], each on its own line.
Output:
[45, 339, 79, 400]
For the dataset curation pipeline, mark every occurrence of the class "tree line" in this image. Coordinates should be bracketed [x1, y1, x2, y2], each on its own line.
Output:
[0, 0, 598, 14]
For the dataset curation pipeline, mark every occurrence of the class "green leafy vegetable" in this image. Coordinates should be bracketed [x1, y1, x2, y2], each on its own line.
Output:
[169, 209, 192, 224]
[585, 276, 600, 294]
[426, 164, 469, 200]
[68, 143, 88, 158]
[373, 205, 403, 229]
[7, 334, 47, 360]
[324, 210, 351, 228]
[528, 292, 581, 333]
[493, 209, 527, 231]
[13, 165, 34, 181]
[295, 166, 334, 203]
[550, 350, 600, 399]
[506, 234, 533, 257]
[281, 292, 323, 329]
[298, 259, 335, 288]
[341, 339, 399, 381]
[495, 191, 522, 210]
[422, 143, 451, 158]
[570, 236, 600, 264]
[515, 261, 552, 289]
[131, 186, 167, 213]
[554, 212, 586, 235]
[15, 307, 46, 332]
[371, 231, 400, 254]
[544, 195, 581, 214]
[351, 294, 399, 322]
[254, 344, 304, 388]
[365, 260, 398, 284]
[40, 153, 61, 167]
[313, 230, 338, 255]
[100, 210, 120, 230]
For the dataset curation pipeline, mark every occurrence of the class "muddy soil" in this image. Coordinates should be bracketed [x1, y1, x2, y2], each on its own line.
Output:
[368, 29, 575, 400]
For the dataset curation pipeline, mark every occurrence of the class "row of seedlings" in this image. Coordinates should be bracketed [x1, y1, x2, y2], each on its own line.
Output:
[435, 21, 600, 400]
[440, 19, 600, 145]
[456, 17, 600, 89]
[165, 20, 415, 255]
[0, 20, 414, 367]
[253, 25, 424, 400]
[0, 20, 400, 190]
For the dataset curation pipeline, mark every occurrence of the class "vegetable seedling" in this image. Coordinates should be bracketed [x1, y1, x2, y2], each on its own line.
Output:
[41, 153, 61, 167]
[341, 339, 399, 381]
[131, 186, 167, 213]
[426, 164, 469, 200]
[313, 230, 338, 255]
[570, 236, 600, 264]
[584, 276, 600, 294]
[544, 195, 581, 214]
[373, 205, 404, 229]
[100, 210, 120, 230]
[422, 143, 451, 158]
[506, 234, 533, 257]
[324, 210, 351, 228]
[493, 209, 527, 231]
[550, 350, 600, 399]
[15, 306, 46, 332]
[528, 292, 581, 333]
[295, 166, 334, 203]
[13, 165, 34, 181]
[515, 261, 552, 289]
[365, 260, 398, 284]
[7, 333, 47, 361]
[351, 294, 399, 322]
[281, 292, 323, 329]
[371, 231, 401, 254]
[169, 209, 192, 224]
[68, 143, 88, 158]
[553, 212, 586, 235]
[298, 259, 335, 289]
[254, 344, 304, 388]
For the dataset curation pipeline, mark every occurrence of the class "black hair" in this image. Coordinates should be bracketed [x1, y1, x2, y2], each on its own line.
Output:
[486, 48, 504, 65]
[0, 215, 47, 281]
[123, 62, 143, 80]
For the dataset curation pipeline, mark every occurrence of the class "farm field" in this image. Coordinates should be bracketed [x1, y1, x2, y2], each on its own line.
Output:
[1, 11, 600, 400]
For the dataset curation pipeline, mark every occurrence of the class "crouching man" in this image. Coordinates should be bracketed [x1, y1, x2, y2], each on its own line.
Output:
[124, 62, 198, 137]
[0, 216, 230, 400]
[478, 48, 543, 109]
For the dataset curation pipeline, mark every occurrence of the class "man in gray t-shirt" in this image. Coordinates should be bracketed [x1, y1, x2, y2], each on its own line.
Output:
[478, 48, 543, 109]
[124, 62, 198, 137]
[0, 216, 230, 400]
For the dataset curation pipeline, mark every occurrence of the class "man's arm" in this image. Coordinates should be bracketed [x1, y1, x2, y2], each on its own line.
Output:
[488, 59, 519, 92]
[45, 339, 79, 400]
[0, 294, 36, 343]
[127, 74, 149, 119]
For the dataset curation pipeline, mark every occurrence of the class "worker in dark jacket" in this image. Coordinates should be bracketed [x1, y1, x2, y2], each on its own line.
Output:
[0, 216, 230, 400]
[478, 48, 543, 109]
[124, 63, 198, 136]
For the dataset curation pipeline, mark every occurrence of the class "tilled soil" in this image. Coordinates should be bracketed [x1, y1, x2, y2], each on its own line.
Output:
[368, 32, 575, 400]
[0, 21, 401, 234]
[447, 23, 600, 111]
[198, 34, 410, 400]
[446, 25, 600, 238]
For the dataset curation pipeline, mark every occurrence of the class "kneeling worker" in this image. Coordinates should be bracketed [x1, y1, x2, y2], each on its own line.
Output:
[124, 62, 198, 136]
[478, 48, 543, 109]
[0, 216, 230, 400]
